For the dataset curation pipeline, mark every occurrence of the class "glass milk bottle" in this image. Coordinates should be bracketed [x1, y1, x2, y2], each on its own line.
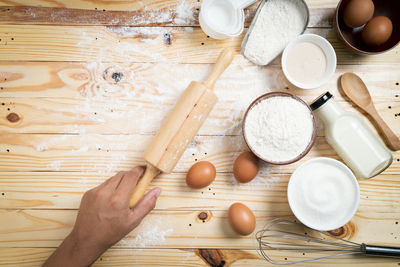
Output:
[310, 92, 392, 179]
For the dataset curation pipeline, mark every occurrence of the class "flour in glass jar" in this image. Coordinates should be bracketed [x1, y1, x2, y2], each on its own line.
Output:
[244, 96, 314, 162]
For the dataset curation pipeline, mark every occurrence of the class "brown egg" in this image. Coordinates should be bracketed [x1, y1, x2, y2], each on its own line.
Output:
[343, 0, 374, 28]
[228, 202, 256, 235]
[233, 151, 259, 183]
[186, 161, 216, 189]
[362, 16, 393, 46]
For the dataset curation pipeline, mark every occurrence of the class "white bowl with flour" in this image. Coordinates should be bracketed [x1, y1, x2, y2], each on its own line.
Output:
[243, 92, 316, 164]
[287, 157, 360, 231]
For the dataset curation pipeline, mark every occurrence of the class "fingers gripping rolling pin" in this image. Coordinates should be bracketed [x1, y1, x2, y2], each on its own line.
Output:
[129, 48, 235, 207]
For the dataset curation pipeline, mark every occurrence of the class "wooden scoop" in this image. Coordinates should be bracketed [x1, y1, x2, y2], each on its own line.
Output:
[341, 72, 400, 151]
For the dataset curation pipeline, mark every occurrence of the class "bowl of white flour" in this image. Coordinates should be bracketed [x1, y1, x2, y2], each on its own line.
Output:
[242, 92, 316, 164]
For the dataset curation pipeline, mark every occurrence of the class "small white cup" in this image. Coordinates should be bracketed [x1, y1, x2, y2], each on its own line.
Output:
[282, 34, 337, 89]
[287, 157, 360, 231]
[199, 0, 256, 40]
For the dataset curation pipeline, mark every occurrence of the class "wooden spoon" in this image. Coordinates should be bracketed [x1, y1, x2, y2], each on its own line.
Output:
[341, 72, 400, 151]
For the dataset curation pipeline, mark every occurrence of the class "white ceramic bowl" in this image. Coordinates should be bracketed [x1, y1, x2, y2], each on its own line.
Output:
[287, 157, 360, 231]
[282, 34, 337, 89]
[199, 0, 244, 40]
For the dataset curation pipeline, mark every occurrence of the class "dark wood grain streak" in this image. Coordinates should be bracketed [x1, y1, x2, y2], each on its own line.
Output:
[0, 6, 334, 27]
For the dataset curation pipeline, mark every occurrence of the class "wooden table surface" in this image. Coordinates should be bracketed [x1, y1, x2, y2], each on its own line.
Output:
[0, 0, 399, 266]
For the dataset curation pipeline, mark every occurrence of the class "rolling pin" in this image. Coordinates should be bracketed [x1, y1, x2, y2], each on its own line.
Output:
[129, 48, 235, 207]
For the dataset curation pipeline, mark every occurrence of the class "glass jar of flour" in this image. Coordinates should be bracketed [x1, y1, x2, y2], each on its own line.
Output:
[310, 92, 392, 179]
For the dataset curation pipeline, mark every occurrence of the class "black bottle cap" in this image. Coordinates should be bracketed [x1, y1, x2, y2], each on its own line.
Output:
[310, 92, 333, 111]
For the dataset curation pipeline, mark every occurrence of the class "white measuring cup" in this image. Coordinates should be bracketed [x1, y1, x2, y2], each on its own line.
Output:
[199, 0, 257, 40]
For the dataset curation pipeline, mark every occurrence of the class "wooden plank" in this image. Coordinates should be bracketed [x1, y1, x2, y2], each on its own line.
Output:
[0, 6, 335, 28]
[0, 209, 399, 248]
[1, 247, 399, 267]
[0, 170, 399, 211]
[0, 0, 341, 10]
[0, 25, 399, 64]
[0, 134, 399, 174]
[0, 62, 399, 99]
[0, 6, 334, 28]
[0, 95, 398, 135]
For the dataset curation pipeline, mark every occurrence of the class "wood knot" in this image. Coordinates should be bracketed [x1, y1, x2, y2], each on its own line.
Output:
[196, 249, 225, 267]
[111, 72, 123, 83]
[6, 112, 20, 123]
[328, 227, 344, 236]
[198, 212, 208, 220]
[163, 33, 171, 45]
[327, 221, 356, 240]
[103, 66, 124, 84]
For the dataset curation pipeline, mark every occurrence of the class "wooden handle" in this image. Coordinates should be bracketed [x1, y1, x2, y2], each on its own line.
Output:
[129, 164, 161, 208]
[369, 110, 400, 151]
[203, 48, 235, 89]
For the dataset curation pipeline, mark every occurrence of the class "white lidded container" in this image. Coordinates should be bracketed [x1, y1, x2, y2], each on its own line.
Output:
[310, 92, 393, 179]
[199, 0, 256, 40]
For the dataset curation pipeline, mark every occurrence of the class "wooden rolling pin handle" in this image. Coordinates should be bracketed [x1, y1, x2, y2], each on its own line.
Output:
[129, 164, 161, 208]
[369, 111, 400, 151]
[203, 47, 235, 89]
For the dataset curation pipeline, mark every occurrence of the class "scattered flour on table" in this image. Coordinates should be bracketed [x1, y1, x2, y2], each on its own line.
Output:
[174, 0, 195, 25]
[184, 26, 194, 33]
[245, 96, 314, 162]
[130, 10, 172, 25]
[243, 0, 308, 65]
[48, 160, 62, 171]
[119, 215, 173, 248]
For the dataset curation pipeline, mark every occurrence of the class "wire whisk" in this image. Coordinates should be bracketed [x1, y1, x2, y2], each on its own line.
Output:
[255, 218, 400, 265]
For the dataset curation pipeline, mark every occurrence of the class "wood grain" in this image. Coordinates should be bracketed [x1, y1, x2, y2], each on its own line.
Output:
[0, 0, 341, 10]
[0, 25, 399, 64]
[0, 62, 399, 99]
[1, 247, 399, 267]
[0, 0, 399, 265]
[0, 209, 399, 249]
[0, 96, 398, 135]
[0, 171, 399, 211]
[0, 134, 399, 174]
[0, 6, 335, 28]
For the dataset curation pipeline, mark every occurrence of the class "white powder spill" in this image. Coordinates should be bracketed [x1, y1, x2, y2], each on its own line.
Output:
[70, 146, 89, 153]
[48, 160, 62, 171]
[35, 144, 49, 152]
[130, 10, 173, 25]
[184, 26, 194, 33]
[174, 0, 195, 25]
[119, 215, 173, 248]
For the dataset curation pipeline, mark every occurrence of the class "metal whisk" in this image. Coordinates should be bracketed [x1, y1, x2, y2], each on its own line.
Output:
[255, 218, 400, 265]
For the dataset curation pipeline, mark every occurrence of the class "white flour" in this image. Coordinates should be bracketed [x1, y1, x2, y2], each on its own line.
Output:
[244, 96, 313, 162]
[174, 0, 195, 25]
[243, 0, 308, 65]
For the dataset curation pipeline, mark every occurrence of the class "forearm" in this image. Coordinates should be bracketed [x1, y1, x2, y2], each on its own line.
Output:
[43, 231, 104, 267]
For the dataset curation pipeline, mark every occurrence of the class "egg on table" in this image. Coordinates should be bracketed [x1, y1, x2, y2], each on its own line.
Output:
[186, 161, 216, 188]
[362, 16, 393, 47]
[228, 202, 256, 235]
[343, 0, 374, 28]
[233, 151, 259, 183]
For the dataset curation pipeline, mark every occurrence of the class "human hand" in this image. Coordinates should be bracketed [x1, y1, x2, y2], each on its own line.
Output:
[43, 166, 161, 267]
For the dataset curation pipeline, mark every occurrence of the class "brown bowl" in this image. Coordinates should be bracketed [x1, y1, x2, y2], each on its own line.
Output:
[242, 92, 317, 165]
[334, 0, 400, 55]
